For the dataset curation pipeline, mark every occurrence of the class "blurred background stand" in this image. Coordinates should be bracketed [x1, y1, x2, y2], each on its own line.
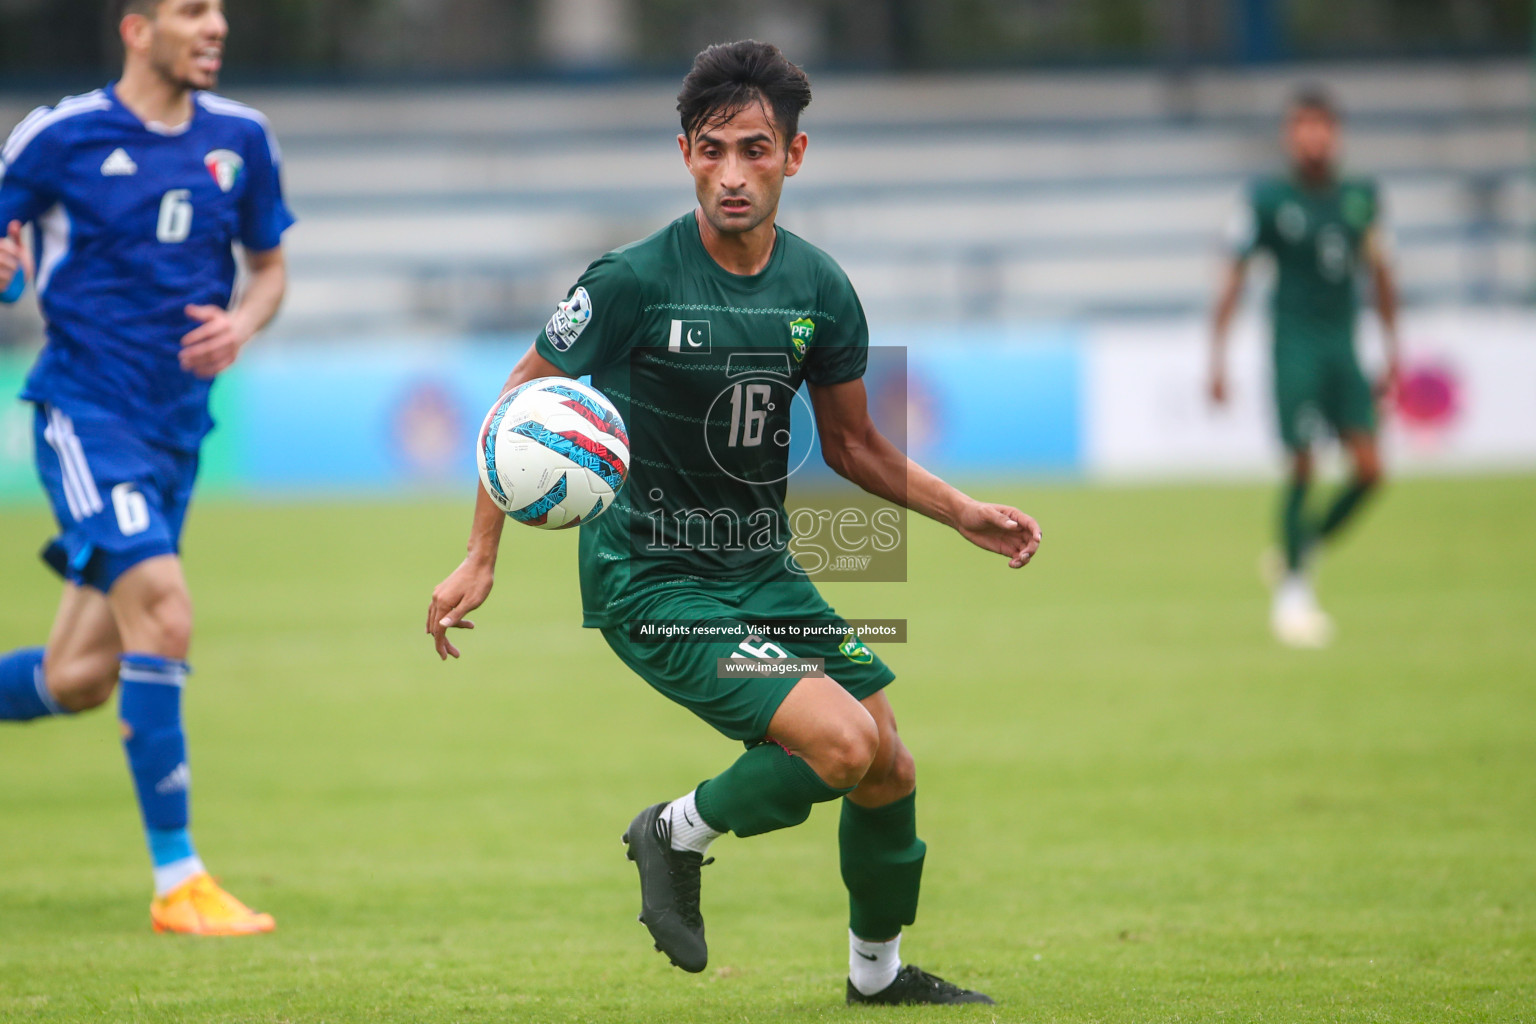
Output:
[0, 0, 1531, 491]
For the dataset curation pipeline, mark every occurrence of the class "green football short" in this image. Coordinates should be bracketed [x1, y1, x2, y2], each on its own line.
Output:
[600, 580, 895, 743]
[1273, 343, 1377, 451]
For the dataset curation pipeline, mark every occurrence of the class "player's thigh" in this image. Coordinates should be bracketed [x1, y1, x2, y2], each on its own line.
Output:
[766, 674, 876, 760]
[757, 624, 896, 747]
[753, 627, 898, 766]
[43, 583, 124, 704]
[1272, 352, 1325, 451]
[1324, 355, 1379, 445]
[32, 404, 190, 595]
[602, 622, 806, 742]
[601, 581, 896, 742]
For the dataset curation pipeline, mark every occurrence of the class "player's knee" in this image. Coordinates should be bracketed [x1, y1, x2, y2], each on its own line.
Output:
[860, 739, 917, 799]
[43, 652, 119, 711]
[1356, 458, 1384, 490]
[138, 590, 194, 658]
[882, 743, 917, 797]
[819, 708, 881, 789]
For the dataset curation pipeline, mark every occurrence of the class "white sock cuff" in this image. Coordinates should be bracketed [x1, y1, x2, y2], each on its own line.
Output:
[33, 664, 64, 716]
[849, 929, 902, 995]
[665, 790, 723, 855]
[851, 929, 902, 955]
[152, 855, 206, 898]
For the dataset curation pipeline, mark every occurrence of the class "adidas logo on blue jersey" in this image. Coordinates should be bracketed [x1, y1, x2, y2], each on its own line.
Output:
[100, 148, 137, 176]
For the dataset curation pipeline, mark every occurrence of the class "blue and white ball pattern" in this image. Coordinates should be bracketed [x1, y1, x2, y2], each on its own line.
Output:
[476, 377, 630, 530]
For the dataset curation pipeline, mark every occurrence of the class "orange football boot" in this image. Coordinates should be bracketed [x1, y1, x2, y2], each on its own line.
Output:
[150, 873, 276, 935]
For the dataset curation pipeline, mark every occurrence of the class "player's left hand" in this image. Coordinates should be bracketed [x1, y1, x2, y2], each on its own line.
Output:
[954, 501, 1042, 569]
[0, 220, 34, 293]
[180, 304, 254, 378]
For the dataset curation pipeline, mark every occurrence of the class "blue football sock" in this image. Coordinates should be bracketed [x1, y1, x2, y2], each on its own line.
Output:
[119, 655, 204, 894]
[0, 647, 66, 721]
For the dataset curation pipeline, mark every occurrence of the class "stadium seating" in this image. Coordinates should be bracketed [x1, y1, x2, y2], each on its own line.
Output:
[0, 61, 1528, 343]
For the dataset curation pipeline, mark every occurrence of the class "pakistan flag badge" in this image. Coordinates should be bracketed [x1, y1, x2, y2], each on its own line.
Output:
[839, 630, 874, 664]
[789, 317, 815, 362]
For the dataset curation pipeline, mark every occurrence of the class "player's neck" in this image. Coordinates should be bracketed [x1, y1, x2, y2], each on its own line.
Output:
[115, 65, 196, 131]
[693, 209, 778, 277]
[1292, 162, 1336, 190]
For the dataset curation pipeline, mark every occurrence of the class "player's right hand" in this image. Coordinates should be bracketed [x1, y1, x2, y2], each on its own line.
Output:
[0, 220, 34, 292]
[427, 559, 494, 660]
[1375, 357, 1402, 405]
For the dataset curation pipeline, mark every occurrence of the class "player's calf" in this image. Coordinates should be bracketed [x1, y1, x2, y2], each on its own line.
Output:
[0, 635, 122, 720]
[0, 649, 65, 721]
[44, 649, 121, 712]
[1, 584, 123, 720]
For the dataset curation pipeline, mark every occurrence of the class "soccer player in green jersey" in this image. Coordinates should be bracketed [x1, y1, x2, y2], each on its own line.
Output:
[1209, 87, 1400, 648]
[426, 41, 1041, 1006]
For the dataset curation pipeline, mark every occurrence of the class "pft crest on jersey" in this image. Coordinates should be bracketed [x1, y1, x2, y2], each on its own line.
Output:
[546, 286, 594, 351]
[789, 317, 815, 362]
[204, 149, 244, 193]
[839, 630, 875, 664]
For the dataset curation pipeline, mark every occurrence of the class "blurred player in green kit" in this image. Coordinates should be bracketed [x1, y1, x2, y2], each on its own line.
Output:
[1209, 87, 1400, 648]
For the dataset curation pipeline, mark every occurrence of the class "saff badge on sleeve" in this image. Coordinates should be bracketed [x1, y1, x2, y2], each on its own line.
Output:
[546, 287, 594, 351]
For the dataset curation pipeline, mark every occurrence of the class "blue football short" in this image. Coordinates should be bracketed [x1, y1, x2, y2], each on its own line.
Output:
[32, 402, 200, 593]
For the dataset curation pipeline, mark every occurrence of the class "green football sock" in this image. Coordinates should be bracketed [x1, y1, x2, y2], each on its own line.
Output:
[1316, 478, 1377, 542]
[694, 742, 852, 838]
[1281, 478, 1311, 572]
[840, 792, 926, 941]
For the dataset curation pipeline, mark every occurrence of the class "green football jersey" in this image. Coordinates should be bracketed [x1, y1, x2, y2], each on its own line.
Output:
[534, 212, 870, 627]
[1235, 175, 1380, 351]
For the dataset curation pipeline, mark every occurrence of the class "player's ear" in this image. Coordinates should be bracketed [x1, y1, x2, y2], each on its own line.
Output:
[120, 12, 153, 53]
[677, 133, 692, 168]
[783, 132, 808, 178]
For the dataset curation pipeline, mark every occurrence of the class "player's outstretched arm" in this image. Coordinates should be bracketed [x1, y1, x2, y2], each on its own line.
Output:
[1208, 256, 1248, 406]
[179, 246, 287, 378]
[426, 344, 570, 659]
[808, 378, 1041, 569]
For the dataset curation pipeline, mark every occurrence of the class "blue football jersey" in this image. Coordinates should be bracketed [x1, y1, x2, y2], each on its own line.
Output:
[0, 84, 295, 451]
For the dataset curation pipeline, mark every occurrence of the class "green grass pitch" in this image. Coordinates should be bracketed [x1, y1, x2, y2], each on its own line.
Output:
[1, 476, 1533, 1023]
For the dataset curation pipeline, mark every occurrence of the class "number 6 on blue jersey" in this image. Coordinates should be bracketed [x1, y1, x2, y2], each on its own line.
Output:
[156, 189, 193, 244]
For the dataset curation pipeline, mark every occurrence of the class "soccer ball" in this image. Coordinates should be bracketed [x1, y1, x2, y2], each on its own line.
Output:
[476, 377, 630, 529]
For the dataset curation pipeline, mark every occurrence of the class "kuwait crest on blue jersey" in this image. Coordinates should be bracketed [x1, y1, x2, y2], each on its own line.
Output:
[204, 149, 245, 193]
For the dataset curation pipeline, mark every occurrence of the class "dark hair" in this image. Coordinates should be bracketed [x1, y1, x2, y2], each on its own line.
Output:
[117, 0, 161, 18]
[677, 40, 812, 143]
[1290, 84, 1339, 121]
